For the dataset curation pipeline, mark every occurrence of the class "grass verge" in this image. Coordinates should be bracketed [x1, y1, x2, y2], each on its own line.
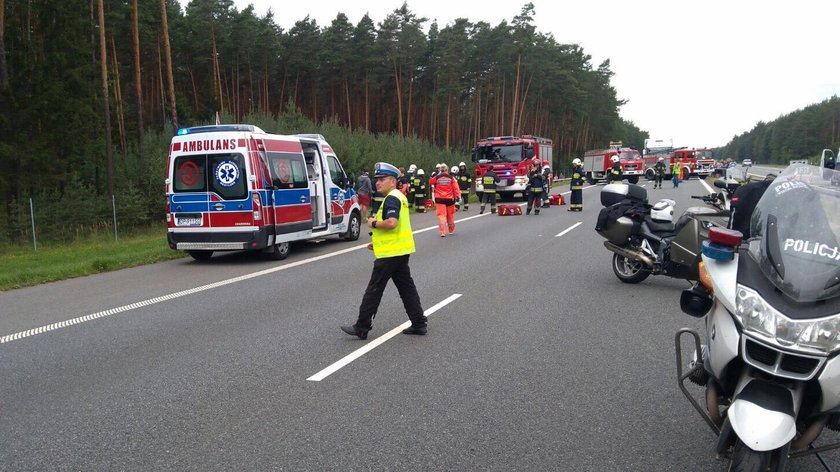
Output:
[0, 226, 184, 292]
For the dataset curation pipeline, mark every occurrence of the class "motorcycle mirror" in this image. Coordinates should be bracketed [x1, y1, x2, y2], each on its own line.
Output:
[680, 285, 713, 318]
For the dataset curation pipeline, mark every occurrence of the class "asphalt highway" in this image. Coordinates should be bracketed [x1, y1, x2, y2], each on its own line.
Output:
[1, 175, 836, 471]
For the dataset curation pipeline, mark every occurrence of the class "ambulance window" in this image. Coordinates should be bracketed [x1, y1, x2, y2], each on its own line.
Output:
[267, 152, 308, 189]
[326, 156, 347, 187]
[173, 155, 206, 192]
[209, 153, 248, 200]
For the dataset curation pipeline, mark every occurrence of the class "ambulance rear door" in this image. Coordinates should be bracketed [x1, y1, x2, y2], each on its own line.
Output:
[264, 138, 313, 241]
[171, 152, 211, 232]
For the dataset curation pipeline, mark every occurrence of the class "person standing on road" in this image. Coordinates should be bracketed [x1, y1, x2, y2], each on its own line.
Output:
[607, 155, 622, 183]
[356, 169, 372, 217]
[406, 164, 417, 208]
[541, 162, 552, 208]
[479, 168, 500, 214]
[413, 169, 428, 212]
[569, 158, 584, 211]
[654, 157, 667, 189]
[525, 164, 544, 215]
[457, 162, 472, 211]
[672, 157, 683, 188]
[429, 165, 461, 237]
[341, 162, 427, 339]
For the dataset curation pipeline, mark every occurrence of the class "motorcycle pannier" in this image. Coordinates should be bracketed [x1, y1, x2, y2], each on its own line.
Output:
[597, 216, 635, 245]
[601, 183, 647, 207]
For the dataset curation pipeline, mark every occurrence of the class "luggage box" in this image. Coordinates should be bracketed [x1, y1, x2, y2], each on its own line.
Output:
[498, 205, 522, 216]
[601, 183, 647, 207]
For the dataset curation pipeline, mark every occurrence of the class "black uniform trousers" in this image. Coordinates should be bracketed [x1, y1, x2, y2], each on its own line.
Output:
[526, 190, 543, 213]
[356, 255, 426, 330]
[570, 188, 583, 207]
[655, 174, 664, 188]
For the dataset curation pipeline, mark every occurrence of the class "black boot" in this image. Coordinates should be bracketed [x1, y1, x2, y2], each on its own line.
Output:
[340, 325, 369, 340]
[402, 325, 427, 335]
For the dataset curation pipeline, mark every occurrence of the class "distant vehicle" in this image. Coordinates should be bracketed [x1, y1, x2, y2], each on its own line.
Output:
[583, 141, 644, 184]
[472, 134, 553, 200]
[741, 159, 752, 167]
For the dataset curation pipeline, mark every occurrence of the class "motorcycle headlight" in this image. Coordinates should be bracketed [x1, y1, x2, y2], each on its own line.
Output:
[734, 284, 840, 354]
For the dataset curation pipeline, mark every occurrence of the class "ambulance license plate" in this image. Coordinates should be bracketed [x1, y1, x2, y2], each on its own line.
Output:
[176, 216, 202, 226]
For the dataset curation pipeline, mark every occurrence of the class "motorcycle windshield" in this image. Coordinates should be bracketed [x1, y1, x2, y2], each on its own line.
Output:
[748, 164, 840, 302]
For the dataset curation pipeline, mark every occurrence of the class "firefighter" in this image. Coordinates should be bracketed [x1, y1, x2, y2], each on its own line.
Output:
[479, 168, 499, 214]
[569, 158, 584, 211]
[397, 167, 409, 195]
[654, 157, 667, 189]
[406, 164, 417, 207]
[525, 164, 545, 215]
[541, 162, 552, 208]
[607, 155, 622, 183]
[456, 162, 472, 211]
[429, 165, 460, 237]
[672, 157, 683, 188]
[413, 169, 428, 213]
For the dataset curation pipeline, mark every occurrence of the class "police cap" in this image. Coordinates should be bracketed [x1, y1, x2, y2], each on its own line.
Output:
[374, 162, 400, 178]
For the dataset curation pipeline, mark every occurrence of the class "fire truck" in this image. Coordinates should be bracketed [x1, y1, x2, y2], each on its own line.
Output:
[582, 141, 644, 184]
[165, 124, 361, 261]
[694, 148, 715, 177]
[472, 135, 553, 200]
[641, 138, 697, 181]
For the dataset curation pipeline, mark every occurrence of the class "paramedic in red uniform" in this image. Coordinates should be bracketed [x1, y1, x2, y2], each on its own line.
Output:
[341, 162, 427, 339]
[429, 165, 461, 237]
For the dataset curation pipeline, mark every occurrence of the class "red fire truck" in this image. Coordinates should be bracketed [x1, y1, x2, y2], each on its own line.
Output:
[641, 138, 698, 180]
[472, 135, 553, 200]
[582, 141, 644, 184]
[694, 148, 715, 177]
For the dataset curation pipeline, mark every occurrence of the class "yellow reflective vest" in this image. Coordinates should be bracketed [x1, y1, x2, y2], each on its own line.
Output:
[372, 189, 415, 259]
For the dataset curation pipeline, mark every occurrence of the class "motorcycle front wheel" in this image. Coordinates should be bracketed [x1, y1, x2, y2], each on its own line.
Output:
[728, 439, 771, 472]
[611, 252, 650, 284]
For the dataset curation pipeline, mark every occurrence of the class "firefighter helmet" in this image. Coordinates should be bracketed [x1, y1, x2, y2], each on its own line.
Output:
[572, 158, 582, 166]
[459, 161, 466, 167]
[416, 168, 425, 176]
[658, 157, 664, 162]
[451, 166, 459, 174]
[408, 164, 417, 172]
[611, 155, 620, 163]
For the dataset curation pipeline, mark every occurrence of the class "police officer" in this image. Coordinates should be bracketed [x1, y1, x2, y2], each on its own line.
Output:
[654, 157, 667, 189]
[456, 162, 472, 211]
[413, 168, 428, 213]
[525, 164, 544, 215]
[341, 162, 427, 339]
[479, 168, 499, 214]
[607, 155, 622, 183]
[569, 158, 584, 211]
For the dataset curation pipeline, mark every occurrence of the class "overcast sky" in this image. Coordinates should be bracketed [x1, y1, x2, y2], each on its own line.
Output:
[188, 0, 840, 148]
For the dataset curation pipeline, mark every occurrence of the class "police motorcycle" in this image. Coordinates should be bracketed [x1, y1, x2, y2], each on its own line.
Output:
[595, 178, 739, 284]
[676, 164, 840, 470]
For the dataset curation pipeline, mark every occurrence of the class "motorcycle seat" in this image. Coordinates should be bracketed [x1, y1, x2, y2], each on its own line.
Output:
[644, 216, 675, 234]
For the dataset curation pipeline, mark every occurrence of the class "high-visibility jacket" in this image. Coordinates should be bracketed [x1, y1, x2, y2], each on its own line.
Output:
[430, 173, 460, 202]
[412, 177, 427, 199]
[457, 173, 472, 193]
[372, 189, 415, 259]
[570, 165, 584, 190]
[672, 162, 681, 175]
[481, 171, 499, 193]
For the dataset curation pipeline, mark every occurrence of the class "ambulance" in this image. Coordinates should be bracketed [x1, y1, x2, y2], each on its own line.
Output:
[165, 124, 361, 261]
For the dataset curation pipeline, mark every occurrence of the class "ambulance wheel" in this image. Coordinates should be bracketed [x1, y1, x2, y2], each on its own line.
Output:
[343, 211, 361, 241]
[188, 250, 213, 261]
[612, 253, 650, 284]
[628, 176, 640, 184]
[266, 242, 290, 260]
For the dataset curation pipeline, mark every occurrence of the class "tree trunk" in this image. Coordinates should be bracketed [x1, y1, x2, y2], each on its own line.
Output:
[344, 78, 352, 129]
[0, 0, 8, 91]
[511, 53, 521, 135]
[160, 0, 178, 129]
[130, 0, 143, 148]
[111, 36, 127, 161]
[393, 61, 403, 136]
[97, 0, 114, 196]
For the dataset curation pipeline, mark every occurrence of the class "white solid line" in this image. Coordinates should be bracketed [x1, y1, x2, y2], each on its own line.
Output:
[307, 293, 462, 382]
[555, 222, 583, 238]
[698, 178, 714, 194]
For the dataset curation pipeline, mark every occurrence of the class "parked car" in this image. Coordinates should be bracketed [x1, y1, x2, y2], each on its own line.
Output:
[741, 159, 752, 167]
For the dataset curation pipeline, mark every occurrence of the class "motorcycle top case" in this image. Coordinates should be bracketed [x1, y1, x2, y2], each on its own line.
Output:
[600, 183, 647, 207]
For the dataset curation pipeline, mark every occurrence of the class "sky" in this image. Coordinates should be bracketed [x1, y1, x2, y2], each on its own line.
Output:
[185, 0, 840, 148]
